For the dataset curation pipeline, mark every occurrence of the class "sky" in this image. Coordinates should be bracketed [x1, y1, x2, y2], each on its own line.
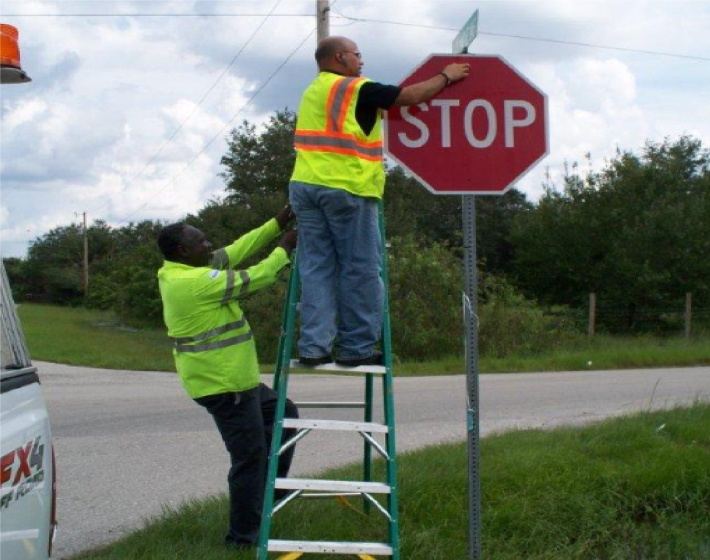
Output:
[1, 0, 709, 257]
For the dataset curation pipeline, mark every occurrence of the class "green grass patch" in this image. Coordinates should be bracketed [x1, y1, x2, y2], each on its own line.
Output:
[479, 333, 710, 374]
[70, 403, 710, 560]
[18, 303, 710, 375]
[18, 303, 175, 371]
[393, 333, 710, 376]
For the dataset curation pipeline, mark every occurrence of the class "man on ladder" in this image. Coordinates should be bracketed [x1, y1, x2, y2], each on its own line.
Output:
[289, 35, 469, 368]
[255, 36, 471, 560]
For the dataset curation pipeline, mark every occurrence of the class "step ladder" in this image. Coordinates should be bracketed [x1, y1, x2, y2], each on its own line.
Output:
[257, 202, 400, 560]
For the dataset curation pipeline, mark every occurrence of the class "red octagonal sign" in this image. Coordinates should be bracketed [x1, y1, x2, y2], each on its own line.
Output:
[385, 54, 548, 195]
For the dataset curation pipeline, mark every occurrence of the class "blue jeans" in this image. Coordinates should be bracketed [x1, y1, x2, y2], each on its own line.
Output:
[289, 182, 383, 360]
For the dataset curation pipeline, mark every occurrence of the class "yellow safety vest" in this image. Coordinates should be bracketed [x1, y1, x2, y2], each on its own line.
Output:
[157, 219, 289, 399]
[290, 71, 385, 199]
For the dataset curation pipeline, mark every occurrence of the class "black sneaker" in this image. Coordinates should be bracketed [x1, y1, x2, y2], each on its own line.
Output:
[336, 351, 383, 367]
[298, 355, 333, 366]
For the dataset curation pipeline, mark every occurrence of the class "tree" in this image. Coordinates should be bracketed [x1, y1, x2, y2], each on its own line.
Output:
[85, 220, 165, 322]
[220, 109, 296, 208]
[512, 136, 710, 330]
[22, 221, 113, 303]
[385, 165, 531, 272]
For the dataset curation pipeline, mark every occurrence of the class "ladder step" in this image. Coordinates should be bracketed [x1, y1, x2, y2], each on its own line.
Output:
[283, 418, 388, 433]
[275, 478, 391, 494]
[268, 539, 393, 555]
[294, 401, 365, 409]
[290, 359, 386, 375]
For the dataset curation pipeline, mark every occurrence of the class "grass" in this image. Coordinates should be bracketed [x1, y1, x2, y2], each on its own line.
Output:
[17, 303, 710, 375]
[17, 303, 175, 371]
[70, 403, 710, 560]
[479, 333, 710, 374]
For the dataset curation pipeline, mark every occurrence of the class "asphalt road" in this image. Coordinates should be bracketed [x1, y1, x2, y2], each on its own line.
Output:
[37, 361, 710, 558]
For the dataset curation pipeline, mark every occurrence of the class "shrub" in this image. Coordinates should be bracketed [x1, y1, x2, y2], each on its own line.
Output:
[478, 275, 582, 358]
[387, 235, 462, 360]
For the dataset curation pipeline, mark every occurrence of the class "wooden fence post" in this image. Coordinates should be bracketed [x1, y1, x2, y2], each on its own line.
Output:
[588, 292, 596, 337]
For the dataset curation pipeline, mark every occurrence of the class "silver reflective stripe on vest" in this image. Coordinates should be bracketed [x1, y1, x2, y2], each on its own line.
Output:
[329, 77, 358, 132]
[294, 133, 383, 158]
[174, 331, 254, 353]
[170, 317, 247, 345]
[220, 269, 236, 306]
[211, 249, 228, 269]
[239, 270, 250, 297]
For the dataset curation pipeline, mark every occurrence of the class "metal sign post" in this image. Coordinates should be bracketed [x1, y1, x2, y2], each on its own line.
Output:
[462, 195, 481, 560]
[385, 9, 548, 560]
[454, 11, 482, 560]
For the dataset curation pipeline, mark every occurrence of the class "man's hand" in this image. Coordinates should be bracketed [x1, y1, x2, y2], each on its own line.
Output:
[395, 62, 471, 107]
[275, 204, 295, 230]
[278, 230, 297, 255]
[442, 62, 470, 83]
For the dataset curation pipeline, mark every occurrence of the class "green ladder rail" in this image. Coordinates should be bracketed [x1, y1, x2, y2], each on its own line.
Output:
[258, 201, 400, 560]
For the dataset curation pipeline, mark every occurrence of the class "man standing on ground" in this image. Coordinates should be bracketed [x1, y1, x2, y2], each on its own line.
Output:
[290, 36, 470, 367]
[157, 207, 299, 551]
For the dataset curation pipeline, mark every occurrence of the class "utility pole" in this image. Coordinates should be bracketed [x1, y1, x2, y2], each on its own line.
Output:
[82, 211, 89, 297]
[316, 0, 330, 42]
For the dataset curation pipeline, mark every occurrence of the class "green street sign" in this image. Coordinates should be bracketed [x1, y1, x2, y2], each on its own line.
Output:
[453, 9, 479, 54]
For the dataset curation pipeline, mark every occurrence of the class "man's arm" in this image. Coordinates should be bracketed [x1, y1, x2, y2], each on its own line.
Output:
[211, 206, 295, 270]
[394, 62, 470, 107]
[196, 230, 297, 305]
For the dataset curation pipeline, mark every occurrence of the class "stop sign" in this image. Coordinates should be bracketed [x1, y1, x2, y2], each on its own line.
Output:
[385, 54, 548, 195]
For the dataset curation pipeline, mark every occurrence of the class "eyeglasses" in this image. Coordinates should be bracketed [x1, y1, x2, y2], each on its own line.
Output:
[341, 51, 362, 60]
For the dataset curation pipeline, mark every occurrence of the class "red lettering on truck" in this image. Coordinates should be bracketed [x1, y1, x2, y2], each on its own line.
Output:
[1, 451, 15, 485]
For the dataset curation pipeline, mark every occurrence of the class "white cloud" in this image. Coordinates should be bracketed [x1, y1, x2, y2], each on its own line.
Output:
[1, 0, 710, 257]
[1, 97, 49, 133]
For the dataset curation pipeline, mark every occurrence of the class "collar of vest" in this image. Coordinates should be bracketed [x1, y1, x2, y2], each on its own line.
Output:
[158, 260, 203, 277]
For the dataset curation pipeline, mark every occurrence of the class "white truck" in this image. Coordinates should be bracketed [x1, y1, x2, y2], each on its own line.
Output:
[0, 263, 58, 559]
[1, 23, 57, 559]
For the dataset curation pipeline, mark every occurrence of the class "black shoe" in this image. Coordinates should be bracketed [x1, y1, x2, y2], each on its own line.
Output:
[336, 351, 383, 367]
[298, 355, 332, 366]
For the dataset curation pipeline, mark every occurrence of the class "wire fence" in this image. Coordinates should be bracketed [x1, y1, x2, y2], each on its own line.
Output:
[565, 294, 710, 338]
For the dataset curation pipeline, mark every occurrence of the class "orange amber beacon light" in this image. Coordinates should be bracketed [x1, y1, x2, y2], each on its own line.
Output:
[1, 23, 32, 84]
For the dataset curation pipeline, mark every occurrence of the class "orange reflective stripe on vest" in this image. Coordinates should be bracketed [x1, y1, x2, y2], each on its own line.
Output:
[327, 77, 361, 133]
[294, 130, 383, 161]
[298, 76, 383, 162]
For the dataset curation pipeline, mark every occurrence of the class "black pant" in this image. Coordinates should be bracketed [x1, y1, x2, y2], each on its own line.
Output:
[195, 383, 299, 545]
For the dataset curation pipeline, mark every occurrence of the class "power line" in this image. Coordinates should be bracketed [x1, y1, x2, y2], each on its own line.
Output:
[7, 8, 709, 62]
[331, 10, 710, 63]
[0, 13, 312, 17]
[87, 0, 285, 216]
[115, 27, 316, 225]
[478, 31, 710, 63]
[111, 0, 341, 224]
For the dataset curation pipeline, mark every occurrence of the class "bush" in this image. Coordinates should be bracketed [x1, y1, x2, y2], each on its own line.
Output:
[233, 237, 583, 363]
[388, 236, 462, 360]
[479, 275, 582, 358]
[86, 245, 164, 324]
[92, 234, 583, 363]
[241, 273, 289, 362]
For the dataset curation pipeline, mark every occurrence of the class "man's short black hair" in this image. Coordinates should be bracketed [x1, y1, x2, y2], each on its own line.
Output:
[157, 222, 187, 260]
